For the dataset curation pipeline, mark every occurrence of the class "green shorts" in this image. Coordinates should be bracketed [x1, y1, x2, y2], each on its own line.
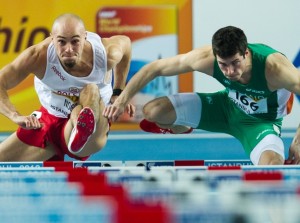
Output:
[196, 90, 282, 156]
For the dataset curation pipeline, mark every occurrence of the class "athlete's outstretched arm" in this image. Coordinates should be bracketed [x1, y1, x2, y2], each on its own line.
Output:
[102, 35, 135, 117]
[103, 45, 214, 122]
[0, 39, 49, 129]
[103, 35, 132, 93]
[265, 53, 300, 164]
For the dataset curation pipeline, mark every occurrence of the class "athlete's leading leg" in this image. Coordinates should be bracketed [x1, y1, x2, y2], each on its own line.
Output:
[142, 93, 201, 133]
[65, 83, 109, 157]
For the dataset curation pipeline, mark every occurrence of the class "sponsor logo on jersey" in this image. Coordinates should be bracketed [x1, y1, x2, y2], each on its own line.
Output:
[53, 90, 79, 103]
[245, 88, 265, 94]
[51, 66, 66, 81]
[223, 79, 231, 85]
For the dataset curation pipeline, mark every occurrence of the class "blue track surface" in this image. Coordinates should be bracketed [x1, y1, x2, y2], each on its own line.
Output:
[74, 129, 295, 162]
[0, 129, 294, 162]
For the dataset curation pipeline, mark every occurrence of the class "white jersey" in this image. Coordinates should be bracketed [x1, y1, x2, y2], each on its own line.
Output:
[34, 32, 112, 118]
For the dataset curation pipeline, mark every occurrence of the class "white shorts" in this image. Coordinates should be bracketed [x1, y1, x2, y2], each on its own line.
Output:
[167, 93, 201, 128]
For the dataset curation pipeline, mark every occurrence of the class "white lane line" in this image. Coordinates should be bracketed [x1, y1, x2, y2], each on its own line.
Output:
[108, 132, 295, 140]
[108, 133, 233, 140]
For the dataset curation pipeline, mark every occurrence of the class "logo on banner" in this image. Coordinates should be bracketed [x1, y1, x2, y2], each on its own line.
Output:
[0, 16, 50, 53]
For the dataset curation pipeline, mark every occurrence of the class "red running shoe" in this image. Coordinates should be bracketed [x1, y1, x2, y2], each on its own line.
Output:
[68, 107, 96, 154]
[139, 119, 193, 134]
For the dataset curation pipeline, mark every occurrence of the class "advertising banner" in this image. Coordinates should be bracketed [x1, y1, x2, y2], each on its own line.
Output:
[98, 6, 179, 122]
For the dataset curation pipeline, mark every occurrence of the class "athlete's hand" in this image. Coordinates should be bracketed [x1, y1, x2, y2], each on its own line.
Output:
[125, 103, 135, 119]
[286, 129, 300, 164]
[12, 113, 43, 130]
[103, 101, 135, 122]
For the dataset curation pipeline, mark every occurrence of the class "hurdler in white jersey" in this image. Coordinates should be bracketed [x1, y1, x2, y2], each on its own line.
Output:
[0, 14, 134, 161]
[35, 31, 113, 118]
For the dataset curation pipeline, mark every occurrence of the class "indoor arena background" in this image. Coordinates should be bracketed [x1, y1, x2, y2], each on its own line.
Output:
[0, 0, 299, 223]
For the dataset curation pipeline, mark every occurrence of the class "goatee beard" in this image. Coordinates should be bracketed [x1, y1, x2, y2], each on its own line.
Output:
[64, 62, 75, 68]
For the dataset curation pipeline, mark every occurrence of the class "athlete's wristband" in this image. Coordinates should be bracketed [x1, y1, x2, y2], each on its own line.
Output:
[112, 88, 123, 96]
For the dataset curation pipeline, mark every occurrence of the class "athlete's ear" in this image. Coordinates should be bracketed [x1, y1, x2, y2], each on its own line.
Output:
[243, 49, 249, 58]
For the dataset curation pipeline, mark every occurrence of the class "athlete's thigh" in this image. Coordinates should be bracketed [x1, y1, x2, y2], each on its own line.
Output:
[0, 132, 56, 161]
[196, 91, 230, 132]
[238, 121, 283, 160]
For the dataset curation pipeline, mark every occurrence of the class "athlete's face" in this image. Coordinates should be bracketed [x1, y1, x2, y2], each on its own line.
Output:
[216, 51, 248, 81]
[51, 22, 86, 69]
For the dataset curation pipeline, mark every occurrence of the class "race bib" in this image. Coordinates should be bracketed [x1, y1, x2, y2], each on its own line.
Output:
[228, 90, 268, 114]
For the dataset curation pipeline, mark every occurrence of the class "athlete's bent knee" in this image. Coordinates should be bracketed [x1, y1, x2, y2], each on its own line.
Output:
[142, 98, 169, 122]
[82, 83, 98, 92]
[258, 150, 284, 165]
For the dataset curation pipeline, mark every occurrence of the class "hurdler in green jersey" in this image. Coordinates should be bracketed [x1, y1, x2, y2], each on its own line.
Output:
[104, 26, 300, 165]
[213, 43, 293, 121]
[196, 43, 294, 160]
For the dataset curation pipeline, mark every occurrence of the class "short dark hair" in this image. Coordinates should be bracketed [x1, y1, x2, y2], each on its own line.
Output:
[212, 26, 248, 58]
